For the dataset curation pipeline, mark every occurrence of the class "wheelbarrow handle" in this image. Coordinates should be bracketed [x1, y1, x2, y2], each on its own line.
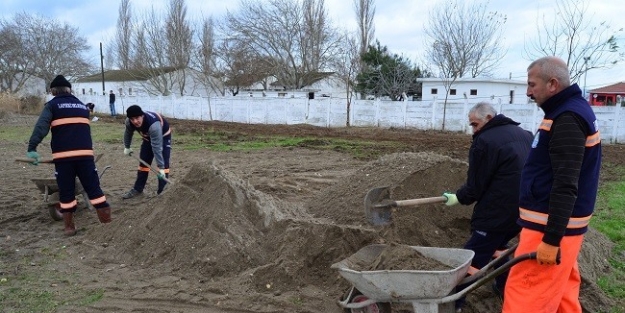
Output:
[16, 153, 103, 165]
[15, 158, 54, 164]
[440, 249, 562, 305]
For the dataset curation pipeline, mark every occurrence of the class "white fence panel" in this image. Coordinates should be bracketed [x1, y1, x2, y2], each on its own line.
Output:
[78, 93, 624, 144]
[351, 100, 377, 127]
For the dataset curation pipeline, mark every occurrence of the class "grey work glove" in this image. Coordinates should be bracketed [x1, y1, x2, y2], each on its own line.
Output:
[26, 151, 40, 165]
[157, 169, 166, 180]
[442, 192, 459, 206]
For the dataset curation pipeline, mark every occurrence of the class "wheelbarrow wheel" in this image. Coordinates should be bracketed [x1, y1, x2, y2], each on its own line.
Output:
[342, 288, 391, 313]
[49, 203, 63, 221]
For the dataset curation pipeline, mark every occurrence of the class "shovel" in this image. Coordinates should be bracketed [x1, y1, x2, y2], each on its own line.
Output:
[16, 153, 104, 165]
[364, 186, 447, 226]
[129, 153, 174, 185]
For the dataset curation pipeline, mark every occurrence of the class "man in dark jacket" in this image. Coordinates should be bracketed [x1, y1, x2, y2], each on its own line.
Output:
[442, 101, 533, 311]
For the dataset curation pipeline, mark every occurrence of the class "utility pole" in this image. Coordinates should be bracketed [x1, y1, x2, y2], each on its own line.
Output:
[583, 56, 590, 99]
[100, 42, 106, 95]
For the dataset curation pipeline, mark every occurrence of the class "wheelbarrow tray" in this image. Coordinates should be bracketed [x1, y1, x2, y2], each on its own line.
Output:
[32, 178, 60, 194]
[331, 244, 474, 302]
[32, 178, 88, 195]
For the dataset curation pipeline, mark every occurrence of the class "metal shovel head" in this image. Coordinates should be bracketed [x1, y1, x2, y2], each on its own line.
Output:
[364, 186, 393, 226]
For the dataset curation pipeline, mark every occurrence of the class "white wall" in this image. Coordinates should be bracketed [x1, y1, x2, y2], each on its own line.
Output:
[77, 94, 625, 144]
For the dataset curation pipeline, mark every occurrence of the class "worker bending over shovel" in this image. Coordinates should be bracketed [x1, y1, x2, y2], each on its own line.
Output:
[122, 105, 171, 199]
[442, 101, 533, 312]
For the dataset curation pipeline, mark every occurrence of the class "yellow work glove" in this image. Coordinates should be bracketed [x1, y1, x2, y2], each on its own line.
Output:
[536, 242, 560, 265]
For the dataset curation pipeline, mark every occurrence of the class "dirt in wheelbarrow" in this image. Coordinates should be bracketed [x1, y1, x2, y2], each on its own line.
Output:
[0, 112, 622, 313]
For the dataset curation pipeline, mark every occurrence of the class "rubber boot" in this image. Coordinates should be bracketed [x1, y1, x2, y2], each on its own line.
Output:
[63, 212, 77, 236]
[96, 207, 111, 223]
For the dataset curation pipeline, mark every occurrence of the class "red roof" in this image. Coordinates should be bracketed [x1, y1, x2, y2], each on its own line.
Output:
[589, 82, 625, 94]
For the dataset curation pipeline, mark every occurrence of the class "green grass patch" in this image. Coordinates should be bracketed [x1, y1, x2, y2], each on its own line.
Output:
[0, 115, 408, 161]
[78, 289, 105, 305]
[0, 287, 61, 313]
[593, 175, 625, 303]
[173, 129, 406, 160]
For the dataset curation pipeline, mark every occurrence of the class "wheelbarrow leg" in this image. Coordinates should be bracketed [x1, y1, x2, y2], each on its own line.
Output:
[411, 301, 454, 313]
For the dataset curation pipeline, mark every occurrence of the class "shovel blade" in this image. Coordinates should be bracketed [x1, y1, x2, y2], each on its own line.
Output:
[364, 186, 393, 226]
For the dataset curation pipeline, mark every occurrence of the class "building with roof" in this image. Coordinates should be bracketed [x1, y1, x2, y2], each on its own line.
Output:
[588, 82, 625, 106]
[417, 78, 528, 104]
[238, 72, 348, 99]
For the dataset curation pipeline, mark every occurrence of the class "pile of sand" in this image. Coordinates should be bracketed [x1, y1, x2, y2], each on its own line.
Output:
[86, 152, 616, 312]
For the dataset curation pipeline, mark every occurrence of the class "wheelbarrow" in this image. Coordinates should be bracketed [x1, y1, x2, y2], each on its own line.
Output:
[331, 243, 538, 313]
[22, 155, 111, 221]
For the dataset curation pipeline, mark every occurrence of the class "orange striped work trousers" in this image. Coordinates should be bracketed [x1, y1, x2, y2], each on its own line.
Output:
[502, 228, 584, 313]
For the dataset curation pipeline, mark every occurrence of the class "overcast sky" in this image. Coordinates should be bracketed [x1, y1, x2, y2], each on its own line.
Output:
[2, 0, 624, 89]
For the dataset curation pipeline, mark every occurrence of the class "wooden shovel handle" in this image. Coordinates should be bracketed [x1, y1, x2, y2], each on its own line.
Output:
[393, 196, 447, 207]
[15, 158, 54, 164]
[130, 154, 173, 184]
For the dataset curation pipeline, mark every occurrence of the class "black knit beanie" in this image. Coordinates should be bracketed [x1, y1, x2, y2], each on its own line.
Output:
[50, 75, 71, 89]
[126, 105, 144, 118]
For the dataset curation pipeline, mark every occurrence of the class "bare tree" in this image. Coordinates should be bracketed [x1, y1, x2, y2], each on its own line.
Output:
[428, 40, 460, 130]
[525, 0, 623, 83]
[424, 0, 506, 130]
[165, 0, 193, 95]
[189, 16, 225, 98]
[0, 13, 92, 94]
[224, 0, 341, 90]
[0, 19, 32, 94]
[353, 0, 375, 100]
[331, 33, 360, 126]
[424, 0, 506, 79]
[215, 36, 273, 96]
[129, 0, 193, 96]
[115, 0, 133, 70]
[353, 0, 375, 58]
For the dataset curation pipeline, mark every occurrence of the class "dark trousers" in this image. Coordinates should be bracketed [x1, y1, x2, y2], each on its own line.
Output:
[55, 159, 109, 212]
[455, 228, 519, 308]
[133, 136, 171, 194]
[464, 229, 519, 288]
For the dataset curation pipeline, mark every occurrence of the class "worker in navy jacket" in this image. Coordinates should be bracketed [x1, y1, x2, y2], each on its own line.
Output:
[503, 56, 601, 313]
[27, 75, 112, 236]
[443, 101, 533, 310]
[122, 105, 171, 199]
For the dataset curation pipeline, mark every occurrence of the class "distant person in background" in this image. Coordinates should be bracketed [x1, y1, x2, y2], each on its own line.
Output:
[86, 102, 95, 113]
[109, 90, 117, 116]
[442, 101, 533, 312]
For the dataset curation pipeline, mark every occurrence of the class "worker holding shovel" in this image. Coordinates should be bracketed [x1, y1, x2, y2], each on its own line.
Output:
[122, 105, 171, 199]
[442, 101, 533, 312]
[26, 75, 112, 236]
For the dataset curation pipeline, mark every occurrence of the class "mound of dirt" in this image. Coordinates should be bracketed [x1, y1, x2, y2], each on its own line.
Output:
[80, 152, 615, 313]
[351, 244, 455, 271]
